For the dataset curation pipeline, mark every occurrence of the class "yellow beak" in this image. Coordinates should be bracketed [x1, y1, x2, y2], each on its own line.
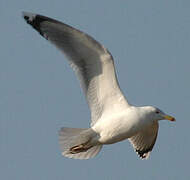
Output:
[164, 115, 176, 122]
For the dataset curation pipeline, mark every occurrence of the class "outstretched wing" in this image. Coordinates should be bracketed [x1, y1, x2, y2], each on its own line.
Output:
[23, 12, 129, 125]
[129, 122, 159, 159]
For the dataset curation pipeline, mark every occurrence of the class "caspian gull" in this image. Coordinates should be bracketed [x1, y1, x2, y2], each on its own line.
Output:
[22, 12, 175, 160]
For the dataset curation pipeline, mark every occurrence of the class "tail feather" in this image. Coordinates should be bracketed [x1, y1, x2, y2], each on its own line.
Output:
[59, 127, 102, 159]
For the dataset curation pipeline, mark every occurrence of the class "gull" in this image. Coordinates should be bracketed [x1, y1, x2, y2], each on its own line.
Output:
[22, 12, 175, 160]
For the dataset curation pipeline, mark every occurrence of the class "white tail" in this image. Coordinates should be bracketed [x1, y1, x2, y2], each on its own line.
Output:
[59, 127, 102, 159]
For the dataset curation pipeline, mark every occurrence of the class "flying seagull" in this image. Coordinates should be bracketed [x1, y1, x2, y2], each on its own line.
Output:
[22, 12, 175, 160]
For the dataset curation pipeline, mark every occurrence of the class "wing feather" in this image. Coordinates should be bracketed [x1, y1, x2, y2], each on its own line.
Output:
[129, 122, 159, 159]
[23, 12, 129, 125]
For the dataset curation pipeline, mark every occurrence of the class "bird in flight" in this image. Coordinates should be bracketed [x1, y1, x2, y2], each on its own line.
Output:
[23, 12, 175, 160]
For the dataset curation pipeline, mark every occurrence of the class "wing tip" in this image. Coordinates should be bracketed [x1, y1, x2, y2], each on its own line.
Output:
[22, 11, 62, 39]
[22, 11, 47, 37]
[22, 11, 37, 22]
[136, 148, 151, 160]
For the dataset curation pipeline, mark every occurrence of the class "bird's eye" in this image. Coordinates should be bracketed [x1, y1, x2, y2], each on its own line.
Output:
[156, 111, 159, 114]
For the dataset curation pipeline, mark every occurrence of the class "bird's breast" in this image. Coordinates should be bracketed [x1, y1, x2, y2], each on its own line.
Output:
[92, 111, 142, 144]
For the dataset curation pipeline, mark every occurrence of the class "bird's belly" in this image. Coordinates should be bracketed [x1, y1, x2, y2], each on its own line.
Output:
[100, 131, 134, 144]
[99, 126, 138, 144]
[92, 116, 141, 144]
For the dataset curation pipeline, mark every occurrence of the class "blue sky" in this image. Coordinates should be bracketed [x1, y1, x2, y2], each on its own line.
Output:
[1, 0, 189, 179]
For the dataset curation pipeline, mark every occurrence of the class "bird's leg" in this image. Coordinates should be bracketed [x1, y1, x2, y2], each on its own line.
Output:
[69, 142, 92, 154]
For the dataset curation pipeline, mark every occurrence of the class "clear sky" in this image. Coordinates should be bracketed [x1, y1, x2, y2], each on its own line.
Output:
[1, 0, 189, 179]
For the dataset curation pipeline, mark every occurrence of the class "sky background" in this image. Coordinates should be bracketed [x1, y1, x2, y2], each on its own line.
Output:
[1, 0, 190, 179]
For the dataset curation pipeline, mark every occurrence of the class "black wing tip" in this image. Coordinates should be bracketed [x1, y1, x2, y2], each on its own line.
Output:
[22, 11, 63, 39]
[22, 12, 60, 25]
[22, 12, 36, 23]
[136, 148, 152, 159]
[22, 12, 45, 36]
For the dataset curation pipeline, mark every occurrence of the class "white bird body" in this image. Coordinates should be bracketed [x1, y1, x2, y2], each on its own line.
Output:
[92, 106, 156, 144]
[23, 12, 175, 160]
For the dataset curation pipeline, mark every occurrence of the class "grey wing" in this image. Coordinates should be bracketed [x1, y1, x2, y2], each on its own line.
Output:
[23, 12, 129, 125]
[129, 122, 159, 159]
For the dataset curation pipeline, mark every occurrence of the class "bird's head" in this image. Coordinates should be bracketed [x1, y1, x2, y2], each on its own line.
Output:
[143, 106, 175, 122]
